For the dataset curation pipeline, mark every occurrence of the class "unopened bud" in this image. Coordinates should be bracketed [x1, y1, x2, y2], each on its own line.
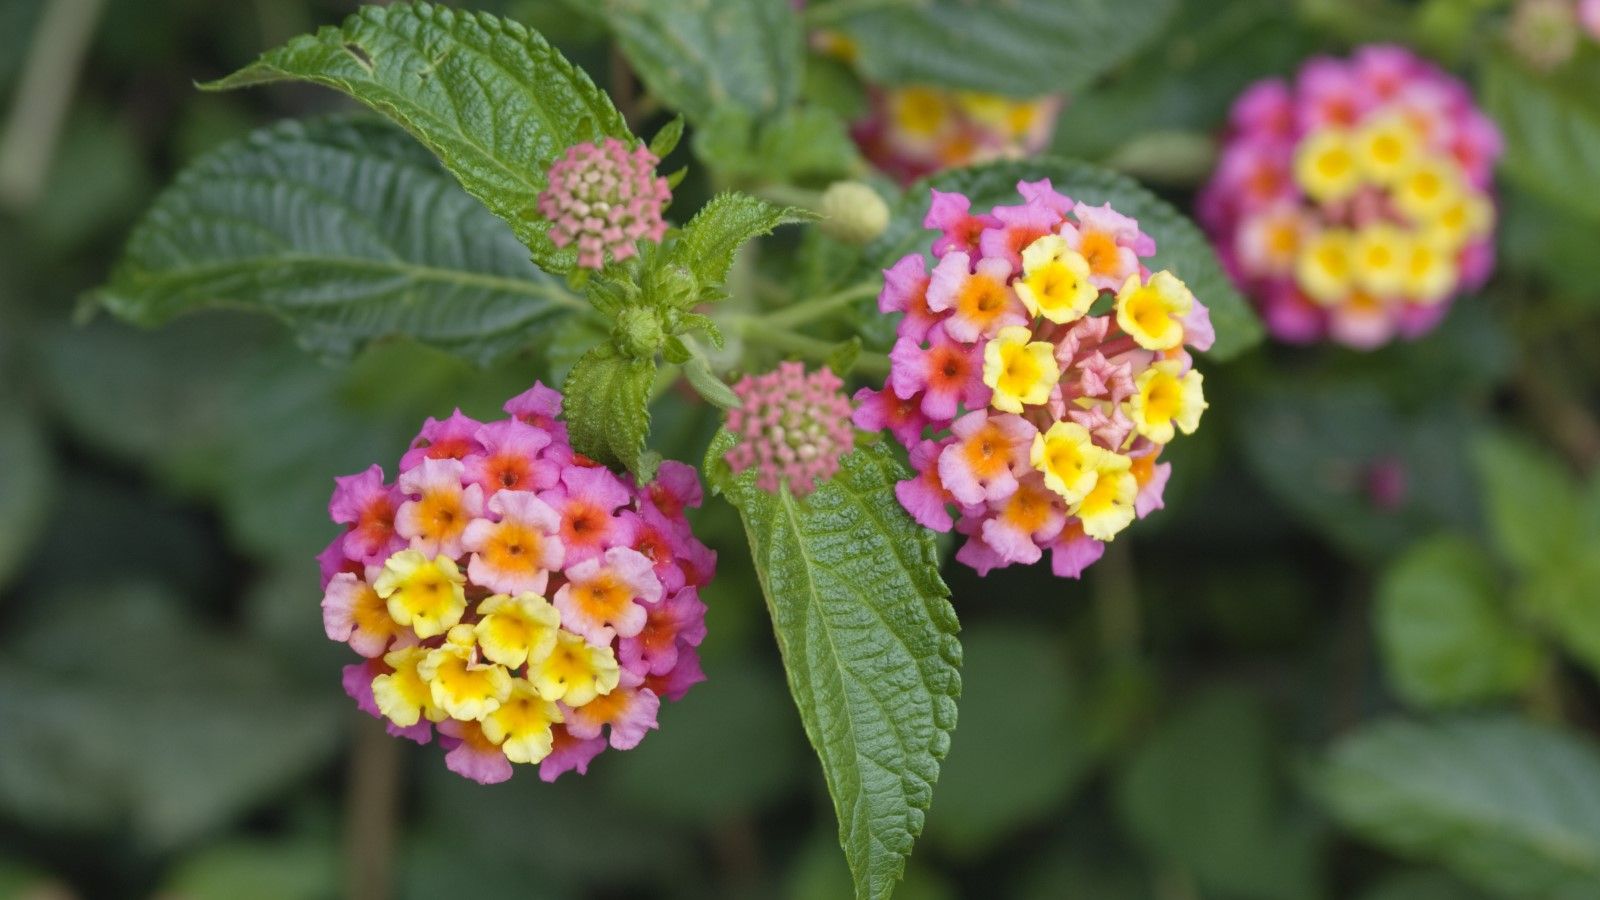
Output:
[818, 181, 890, 245]
[614, 306, 665, 359]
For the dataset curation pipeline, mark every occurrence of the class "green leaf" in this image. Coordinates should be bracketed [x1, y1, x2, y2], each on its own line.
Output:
[693, 105, 865, 184]
[683, 356, 741, 409]
[594, 0, 801, 124]
[1472, 432, 1581, 575]
[707, 433, 962, 900]
[1240, 383, 1479, 564]
[1484, 50, 1600, 223]
[868, 158, 1262, 360]
[203, 2, 634, 273]
[1313, 716, 1600, 898]
[1518, 564, 1600, 682]
[1115, 688, 1323, 900]
[1360, 870, 1492, 900]
[162, 836, 339, 900]
[675, 192, 817, 290]
[1375, 535, 1542, 708]
[97, 117, 580, 363]
[563, 342, 656, 476]
[834, 0, 1179, 96]
[649, 115, 686, 159]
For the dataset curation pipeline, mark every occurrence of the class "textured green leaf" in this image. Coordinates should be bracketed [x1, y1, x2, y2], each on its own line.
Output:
[204, 2, 633, 273]
[1484, 51, 1600, 223]
[834, 0, 1179, 96]
[97, 117, 581, 363]
[868, 158, 1262, 360]
[1314, 716, 1600, 899]
[1472, 432, 1581, 575]
[563, 342, 656, 476]
[595, 0, 801, 124]
[675, 192, 816, 289]
[707, 433, 962, 900]
[1376, 535, 1542, 708]
[693, 105, 865, 184]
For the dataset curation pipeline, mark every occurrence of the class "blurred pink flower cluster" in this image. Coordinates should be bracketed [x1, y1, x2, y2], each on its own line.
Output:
[1199, 45, 1501, 348]
[851, 86, 1063, 185]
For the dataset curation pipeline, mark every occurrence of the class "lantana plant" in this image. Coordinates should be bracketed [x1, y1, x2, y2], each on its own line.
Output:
[92, 3, 1260, 897]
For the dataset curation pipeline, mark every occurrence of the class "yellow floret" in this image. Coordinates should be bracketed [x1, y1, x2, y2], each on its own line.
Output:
[1400, 237, 1460, 304]
[1295, 128, 1361, 202]
[1115, 271, 1193, 351]
[373, 550, 466, 640]
[1393, 156, 1464, 223]
[419, 625, 513, 721]
[480, 680, 564, 764]
[1127, 361, 1206, 445]
[1074, 454, 1137, 542]
[474, 593, 562, 669]
[1351, 224, 1409, 297]
[983, 325, 1059, 413]
[1015, 235, 1098, 324]
[1295, 229, 1356, 305]
[372, 646, 443, 728]
[1355, 115, 1421, 185]
[1030, 421, 1107, 504]
[532, 629, 621, 707]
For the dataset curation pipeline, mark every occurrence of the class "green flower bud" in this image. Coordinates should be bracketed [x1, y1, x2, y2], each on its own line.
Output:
[818, 181, 890, 245]
[614, 306, 665, 359]
[646, 262, 700, 310]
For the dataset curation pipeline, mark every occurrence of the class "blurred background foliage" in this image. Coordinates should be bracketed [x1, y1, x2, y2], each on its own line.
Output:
[0, 0, 1598, 898]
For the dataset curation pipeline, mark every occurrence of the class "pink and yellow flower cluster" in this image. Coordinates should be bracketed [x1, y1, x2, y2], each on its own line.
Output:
[320, 383, 713, 784]
[854, 182, 1213, 578]
[1199, 45, 1501, 348]
[852, 86, 1062, 186]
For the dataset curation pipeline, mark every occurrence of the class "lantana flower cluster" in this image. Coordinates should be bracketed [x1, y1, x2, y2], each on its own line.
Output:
[852, 86, 1063, 185]
[854, 181, 1214, 578]
[1198, 45, 1501, 348]
[320, 383, 713, 784]
[725, 362, 855, 497]
[538, 137, 670, 271]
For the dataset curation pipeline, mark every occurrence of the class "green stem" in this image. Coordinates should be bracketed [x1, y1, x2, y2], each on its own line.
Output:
[763, 280, 880, 329]
[1091, 539, 1142, 660]
[732, 315, 889, 377]
[0, 0, 106, 210]
[749, 183, 823, 214]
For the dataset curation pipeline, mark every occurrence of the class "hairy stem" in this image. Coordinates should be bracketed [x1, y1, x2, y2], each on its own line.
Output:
[763, 280, 880, 329]
[0, 0, 105, 210]
[734, 316, 889, 377]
